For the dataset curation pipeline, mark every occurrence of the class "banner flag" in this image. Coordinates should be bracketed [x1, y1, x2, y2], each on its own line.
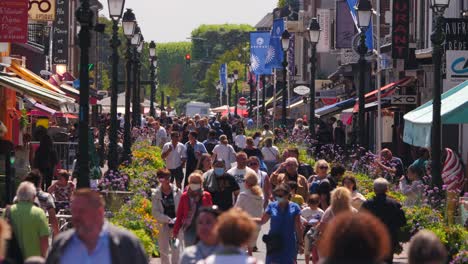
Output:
[219, 63, 227, 94]
[265, 18, 285, 69]
[250, 31, 272, 75]
[346, 0, 373, 50]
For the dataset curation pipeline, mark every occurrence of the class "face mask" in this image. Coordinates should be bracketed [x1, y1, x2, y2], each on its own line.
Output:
[214, 168, 224, 176]
[275, 196, 286, 203]
[189, 183, 202, 191]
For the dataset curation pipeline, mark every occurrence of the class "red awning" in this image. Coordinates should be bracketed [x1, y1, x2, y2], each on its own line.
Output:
[221, 107, 249, 117]
[353, 77, 413, 112]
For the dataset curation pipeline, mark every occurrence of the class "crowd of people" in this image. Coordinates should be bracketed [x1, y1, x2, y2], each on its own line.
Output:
[0, 111, 462, 264]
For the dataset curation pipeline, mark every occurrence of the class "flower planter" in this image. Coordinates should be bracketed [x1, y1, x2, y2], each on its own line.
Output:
[100, 190, 133, 212]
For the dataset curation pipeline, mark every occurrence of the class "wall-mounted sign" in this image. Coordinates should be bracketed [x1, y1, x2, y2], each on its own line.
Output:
[335, 1, 356, 49]
[293, 85, 310, 95]
[392, 0, 409, 59]
[52, 0, 69, 65]
[317, 9, 331, 53]
[446, 50, 468, 83]
[0, 0, 28, 43]
[28, 0, 55, 21]
[391, 95, 417, 105]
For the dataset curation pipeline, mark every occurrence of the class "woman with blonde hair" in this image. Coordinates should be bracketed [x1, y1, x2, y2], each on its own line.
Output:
[235, 172, 264, 255]
[319, 187, 357, 230]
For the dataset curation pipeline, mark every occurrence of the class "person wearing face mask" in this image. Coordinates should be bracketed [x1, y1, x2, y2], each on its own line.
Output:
[152, 169, 182, 264]
[173, 172, 213, 247]
[203, 159, 240, 211]
[255, 183, 303, 264]
[179, 206, 222, 264]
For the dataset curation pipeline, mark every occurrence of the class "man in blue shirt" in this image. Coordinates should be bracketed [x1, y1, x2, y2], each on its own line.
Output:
[46, 189, 147, 264]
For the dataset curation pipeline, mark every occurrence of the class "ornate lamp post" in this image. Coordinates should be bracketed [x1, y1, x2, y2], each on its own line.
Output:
[122, 8, 136, 163]
[308, 18, 320, 141]
[233, 70, 239, 117]
[430, 0, 450, 188]
[131, 26, 141, 127]
[281, 30, 291, 127]
[149, 41, 157, 117]
[107, 0, 125, 171]
[262, 76, 268, 124]
[76, 0, 93, 188]
[355, 0, 372, 148]
[227, 74, 234, 115]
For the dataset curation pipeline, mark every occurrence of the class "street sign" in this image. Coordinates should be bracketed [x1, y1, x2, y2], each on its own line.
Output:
[293, 85, 310, 95]
[238, 97, 247, 106]
[28, 0, 56, 21]
[391, 95, 417, 105]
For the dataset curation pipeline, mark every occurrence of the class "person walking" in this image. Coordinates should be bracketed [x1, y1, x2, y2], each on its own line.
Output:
[33, 134, 58, 190]
[256, 183, 303, 264]
[6, 182, 49, 260]
[151, 121, 167, 148]
[152, 169, 182, 264]
[261, 137, 280, 175]
[227, 152, 256, 193]
[362, 178, 406, 264]
[197, 153, 213, 173]
[203, 130, 219, 155]
[408, 230, 447, 264]
[173, 172, 213, 247]
[179, 206, 222, 264]
[271, 157, 309, 202]
[161, 131, 187, 188]
[46, 189, 148, 264]
[212, 135, 236, 170]
[342, 175, 366, 209]
[319, 187, 357, 231]
[203, 159, 240, 211]
[247, 156, 272, 208]
[399, 165, 425, 207]
[235, 172, 264, 255]
[185, 131, 207, 186]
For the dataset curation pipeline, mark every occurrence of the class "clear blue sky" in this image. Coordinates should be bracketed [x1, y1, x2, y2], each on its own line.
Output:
[101, 0, 278, 43]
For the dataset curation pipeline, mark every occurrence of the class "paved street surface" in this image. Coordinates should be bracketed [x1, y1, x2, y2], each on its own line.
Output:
[149, 221, 409, 264]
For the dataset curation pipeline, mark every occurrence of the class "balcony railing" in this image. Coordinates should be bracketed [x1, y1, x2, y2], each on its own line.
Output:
[27, 23, 47, 49]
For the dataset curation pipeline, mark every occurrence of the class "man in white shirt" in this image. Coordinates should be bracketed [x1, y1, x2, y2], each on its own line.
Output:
[212, 135, 236, 170]
[161, 131, 187, 188]
[227, 152, 256, 193]
[152, 121, 167, 148]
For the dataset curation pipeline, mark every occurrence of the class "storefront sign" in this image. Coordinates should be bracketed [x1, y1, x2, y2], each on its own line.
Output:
[317, 9, 331, 53]
[52, 0, 69, 65]
[392, 0, 409, 59]
[0, 0, 28, 43]
[28, 0, 55, 21]
[335, 1, 355, 49]
[391, 95, 417, 105]
[446, 50, 468, 83]
[443, 19, 468, 51]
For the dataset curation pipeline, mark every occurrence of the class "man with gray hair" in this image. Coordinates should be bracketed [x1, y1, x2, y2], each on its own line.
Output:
[6, 181, 49, 259]
[362, 178, 406, 264]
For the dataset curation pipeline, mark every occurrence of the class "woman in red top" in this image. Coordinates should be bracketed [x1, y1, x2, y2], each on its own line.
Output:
[173, 172, 212, 247]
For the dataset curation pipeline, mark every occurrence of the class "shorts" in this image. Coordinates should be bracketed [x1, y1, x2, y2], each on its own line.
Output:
[304, 228, 320, 255]
[169, 167, 184, 183]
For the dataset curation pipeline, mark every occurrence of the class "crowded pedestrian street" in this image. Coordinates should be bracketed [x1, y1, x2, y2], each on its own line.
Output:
[0, 0, 468, 264]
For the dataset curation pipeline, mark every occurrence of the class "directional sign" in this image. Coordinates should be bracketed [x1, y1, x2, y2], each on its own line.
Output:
[293, 85, 310, 95]
[238, 97, 247, 106]
[391, 95, 417, 105]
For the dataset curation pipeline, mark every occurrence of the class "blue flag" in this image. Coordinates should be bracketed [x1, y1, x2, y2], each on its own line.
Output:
[219, 63, 227, 94]
[265, 18, 284, 69]
[346, 0, 373, 50]
[250, 31, 272, 75]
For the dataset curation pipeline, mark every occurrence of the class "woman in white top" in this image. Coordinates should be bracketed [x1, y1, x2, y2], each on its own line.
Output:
[235, 172, 264, 256]
[203, 208, 262, 264]
[261, 137, 280, 175]
[319, 187, 358, 232]
[342, 175, 367, 209]
[399, 165, 424, 207]
[212, 135, 236, 170]
[247, 156, 271, 208]
[234, 129, 247, 150]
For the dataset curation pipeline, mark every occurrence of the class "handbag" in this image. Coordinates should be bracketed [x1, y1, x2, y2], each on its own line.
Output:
[5, 205, 24, 264]
[262, 233, 283, 255]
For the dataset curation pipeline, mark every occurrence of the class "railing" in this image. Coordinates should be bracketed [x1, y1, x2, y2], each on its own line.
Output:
[27, 23, 47, 48]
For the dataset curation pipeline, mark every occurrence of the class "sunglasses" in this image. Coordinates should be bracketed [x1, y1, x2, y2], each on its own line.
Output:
[319, 166, 329, 170]
[248, 162, 259, 166]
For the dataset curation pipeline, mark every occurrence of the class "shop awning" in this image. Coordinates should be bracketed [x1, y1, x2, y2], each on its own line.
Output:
[8, 62, 66, 95]
[23, 96, 58, 115]
[353, 77, 413, 112]
[315, 98, 356, 118]
[403, 80, 468, 147]
[0, 75, 75, 108]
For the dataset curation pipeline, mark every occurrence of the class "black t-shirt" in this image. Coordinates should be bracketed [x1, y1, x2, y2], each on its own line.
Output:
[208, 175, 240, 211]
[243, 148, 263, 159]
[161, 191, 176, 219]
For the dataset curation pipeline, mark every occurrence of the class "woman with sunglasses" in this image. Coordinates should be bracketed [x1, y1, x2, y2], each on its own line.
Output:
[247, 156, 272, 208]
[180, 206, 222, 264]
[152, 168, 182, 264]
[256, 183, 303, 264]
[309, 160, 335, 193]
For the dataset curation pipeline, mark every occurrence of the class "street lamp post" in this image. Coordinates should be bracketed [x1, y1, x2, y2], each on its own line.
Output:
[131, 27, 141, 127]
[149, 41, 157, 117]
[355, 0, 372, 148]
[135, 39, 144, 126]
[262, 76, 268, 124]
[122, 8, 136, 163]
[227, 74, 234, 115]
[248, 66, 255, 117]
[430, 0, 450, 188]
[107, 0, 125, 172]
[76, 0, 93, 188]
[233, 70, 239, 117]
[308, 18, 321, 141]
[281, 30, 291, 127]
